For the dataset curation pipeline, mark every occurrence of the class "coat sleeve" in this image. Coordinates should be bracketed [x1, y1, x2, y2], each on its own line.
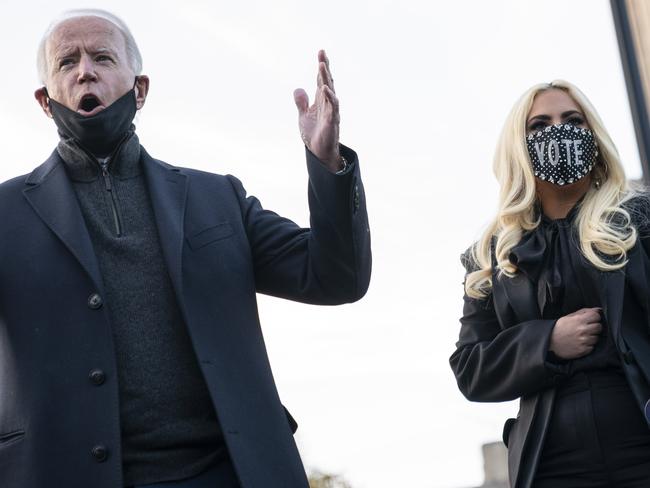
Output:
[449, 252, 567, 402]
[226, 144, 371, 305]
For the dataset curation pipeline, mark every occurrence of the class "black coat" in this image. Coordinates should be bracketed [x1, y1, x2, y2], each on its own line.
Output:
[0, 145, 371, 488]
[450, 198, 650, 488]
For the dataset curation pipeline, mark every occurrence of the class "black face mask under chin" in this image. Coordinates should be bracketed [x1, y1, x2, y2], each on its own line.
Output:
[45, 80, 138, 158]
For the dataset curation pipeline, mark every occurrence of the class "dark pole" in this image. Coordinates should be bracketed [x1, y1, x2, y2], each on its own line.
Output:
[611, 0, 650, 183]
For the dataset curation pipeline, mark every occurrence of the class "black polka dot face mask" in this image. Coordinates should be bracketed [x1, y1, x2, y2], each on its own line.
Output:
[526, 123, 599, 186]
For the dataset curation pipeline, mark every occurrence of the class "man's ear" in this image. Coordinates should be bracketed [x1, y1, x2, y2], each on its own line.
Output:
[34, 87, 53, 118]
[134, 75, 150, 110]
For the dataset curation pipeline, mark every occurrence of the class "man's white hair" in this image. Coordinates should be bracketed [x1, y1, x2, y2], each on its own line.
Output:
[37, 9, 143, 85]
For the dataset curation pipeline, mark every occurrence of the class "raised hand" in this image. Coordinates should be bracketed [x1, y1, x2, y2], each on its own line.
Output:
[293, 50, 342, 173]
[549, 307, 603, 360]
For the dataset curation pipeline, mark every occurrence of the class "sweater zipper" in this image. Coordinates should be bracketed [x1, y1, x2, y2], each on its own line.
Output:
[99, 160, 123, 237]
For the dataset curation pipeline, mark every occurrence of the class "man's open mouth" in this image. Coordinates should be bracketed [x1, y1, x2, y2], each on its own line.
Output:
[77, 95, 104, 116]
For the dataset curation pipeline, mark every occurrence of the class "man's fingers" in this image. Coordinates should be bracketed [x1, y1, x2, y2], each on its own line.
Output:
[293, 88, 309, 115]
[315, 50, 335, 100]
[317, 62, 331, 88]
[318, 62, 335, 91]
[318, 49, 331, 75]
[323, 86, 339, 109]
[318, 86, 340, 124]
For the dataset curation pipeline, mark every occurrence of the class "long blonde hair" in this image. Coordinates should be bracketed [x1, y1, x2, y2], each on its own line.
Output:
[465, 80, 638, 299]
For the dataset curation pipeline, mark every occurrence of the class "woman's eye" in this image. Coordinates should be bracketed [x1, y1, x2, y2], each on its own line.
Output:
[59, 58, 74, 68]
[528, 121, 546, 132]
[566, 116, 585, 126]
[96, 55, 112, 62]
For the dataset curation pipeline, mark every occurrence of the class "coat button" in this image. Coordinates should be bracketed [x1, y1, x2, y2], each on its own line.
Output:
[91, 444, 108, 462]
[354, 184, 360, 210]
[89, 369, 106, 386]
[87, 293, 103, 310]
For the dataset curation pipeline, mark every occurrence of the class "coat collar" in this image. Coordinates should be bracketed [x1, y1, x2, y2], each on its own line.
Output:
[22, 146, 189, 301]
[23, 150, 106, 294]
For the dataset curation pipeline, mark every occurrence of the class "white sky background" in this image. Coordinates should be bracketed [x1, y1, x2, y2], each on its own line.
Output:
[0, 0, 642, 487]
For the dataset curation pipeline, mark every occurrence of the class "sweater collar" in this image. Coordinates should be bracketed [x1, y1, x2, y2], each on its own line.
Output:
[56, 130, 142, 182]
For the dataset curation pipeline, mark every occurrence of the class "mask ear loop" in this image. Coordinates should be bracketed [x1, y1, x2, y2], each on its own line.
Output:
[132, 76, 142, 106]
[594, 135, 607, 177]
[132, 76, 140, 97]
[42, 86, 51, 106]
[41, 87, 54, 116]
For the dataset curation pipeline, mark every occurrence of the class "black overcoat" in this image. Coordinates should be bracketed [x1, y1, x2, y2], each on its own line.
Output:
[0, 145, 371, 488]
[450, 200, 650, 488]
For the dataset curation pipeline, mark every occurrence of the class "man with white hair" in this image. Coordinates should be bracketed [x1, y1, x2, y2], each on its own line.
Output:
[0, 9, 370, 488]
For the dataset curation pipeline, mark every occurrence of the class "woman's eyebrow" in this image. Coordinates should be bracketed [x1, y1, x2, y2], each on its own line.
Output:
[561, 110, 583, 117]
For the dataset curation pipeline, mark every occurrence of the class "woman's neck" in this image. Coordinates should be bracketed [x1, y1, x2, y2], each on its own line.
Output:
[536, 175, 591, 220]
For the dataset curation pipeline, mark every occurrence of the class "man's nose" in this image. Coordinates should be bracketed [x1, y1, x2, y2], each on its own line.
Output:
[76, 55, 97, 83]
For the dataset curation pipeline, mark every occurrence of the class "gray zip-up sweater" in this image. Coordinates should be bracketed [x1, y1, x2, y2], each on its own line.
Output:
[57, 133, 227, 486]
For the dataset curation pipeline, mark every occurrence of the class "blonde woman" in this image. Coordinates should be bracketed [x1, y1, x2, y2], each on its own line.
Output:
[450, 81, 650, 488]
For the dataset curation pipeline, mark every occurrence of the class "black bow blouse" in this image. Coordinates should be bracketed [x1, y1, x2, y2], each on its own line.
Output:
[508, 204, 621, 374]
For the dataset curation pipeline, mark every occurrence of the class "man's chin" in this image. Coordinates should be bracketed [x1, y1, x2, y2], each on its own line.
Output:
[76, 105, 106, 117]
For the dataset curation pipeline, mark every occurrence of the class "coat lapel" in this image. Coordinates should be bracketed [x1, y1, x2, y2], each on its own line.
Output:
[625, 243, 650, 332]
[141, 149, 188, 300]
[496, 271, 540, 323]
[598, 268, 626, 348]
[490, 235, 540, 325]
[618, 243, 650, 381]
[22, 151, 105, 294]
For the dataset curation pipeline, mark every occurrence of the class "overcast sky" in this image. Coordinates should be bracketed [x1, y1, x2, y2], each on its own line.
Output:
[0, 1, 642, 487]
